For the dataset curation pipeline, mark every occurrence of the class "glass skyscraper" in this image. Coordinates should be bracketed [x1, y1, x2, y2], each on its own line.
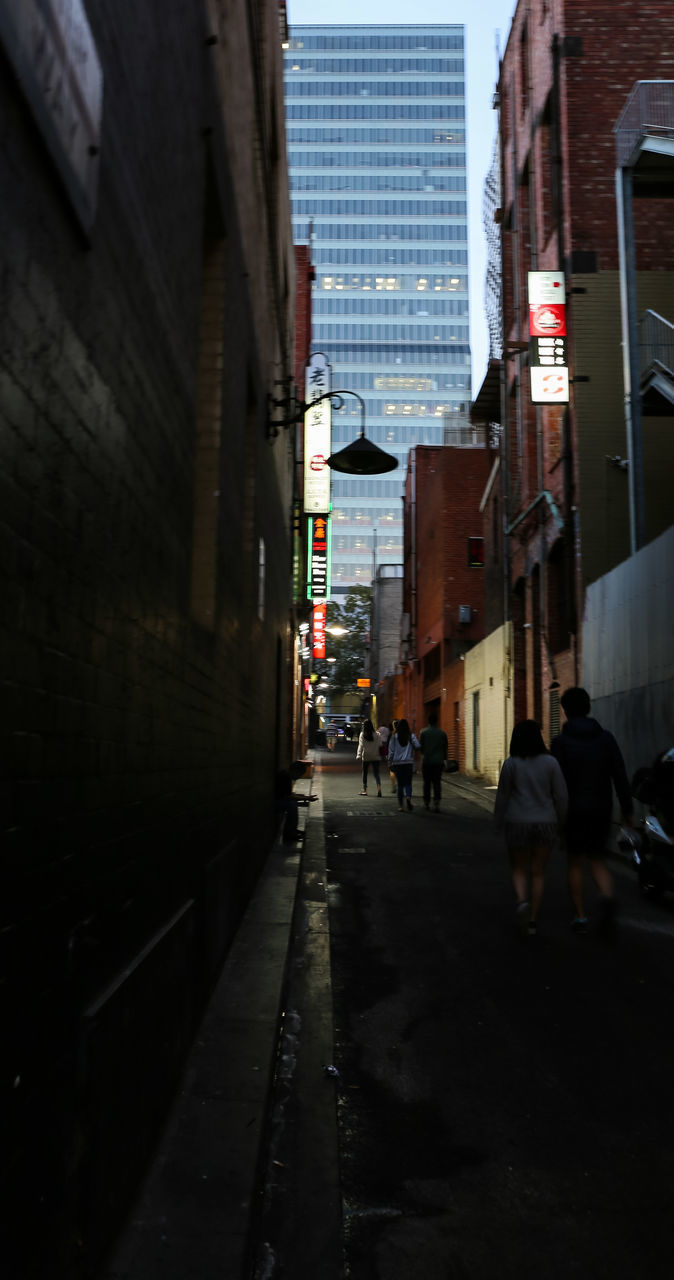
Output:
[284, 24, 470, 591]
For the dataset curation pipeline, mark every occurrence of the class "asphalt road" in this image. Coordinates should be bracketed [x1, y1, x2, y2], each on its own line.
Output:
[258, 745, 674, 1280]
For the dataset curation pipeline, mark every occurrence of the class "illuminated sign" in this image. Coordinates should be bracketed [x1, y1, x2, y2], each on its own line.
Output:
[303, 353, 332, 513]
[528, 272, 570, 404]
[356, 679, 371, 689]
[307, 515, 331, 600]
[312, 601, 327, 660]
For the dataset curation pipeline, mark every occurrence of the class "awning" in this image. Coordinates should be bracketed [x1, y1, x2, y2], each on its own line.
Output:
[470, 358, 502, 425]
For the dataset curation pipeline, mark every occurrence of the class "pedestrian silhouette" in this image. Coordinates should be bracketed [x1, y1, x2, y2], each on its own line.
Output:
[494, 719, 568, 936]
[551, 686, 633, 936]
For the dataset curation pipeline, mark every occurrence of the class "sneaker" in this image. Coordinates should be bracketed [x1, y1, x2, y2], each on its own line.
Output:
[377, 788, 382, 797]
[433, 802, 440, 812]
[359, 789, 368, 795]
[406, 798, 413, 811]
[424, 801, 429, 810]
[527, 921, 537, 936]
[398, 805, 404, 812]
[572, 916, 589, 935]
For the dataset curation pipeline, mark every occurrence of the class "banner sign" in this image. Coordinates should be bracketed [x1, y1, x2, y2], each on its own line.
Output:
[312, 601, 327, 660]
[303, 353, 332, 514]
[528, 271, 570, 404]
[307, 515, 331, 600]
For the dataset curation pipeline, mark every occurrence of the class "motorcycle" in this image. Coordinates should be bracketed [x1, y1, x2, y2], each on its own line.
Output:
[622, 747, 674, 899]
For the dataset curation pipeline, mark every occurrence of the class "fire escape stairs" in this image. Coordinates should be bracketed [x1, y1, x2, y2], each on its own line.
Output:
[640, 310, 674, 414]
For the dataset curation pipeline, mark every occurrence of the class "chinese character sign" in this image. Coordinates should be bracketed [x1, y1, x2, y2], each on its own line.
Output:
[528, 272, 570, 404]
[307, 515, 331, 600]
[312, 601, 326, 660]
[304, 353, 332, 514]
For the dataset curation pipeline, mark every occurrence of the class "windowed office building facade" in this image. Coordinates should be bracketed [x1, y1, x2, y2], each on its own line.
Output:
[285, 25, 470, 590]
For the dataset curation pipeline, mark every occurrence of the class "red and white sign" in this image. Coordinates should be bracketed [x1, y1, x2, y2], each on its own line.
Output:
[312, 601, 327, 660]
[528, 271, 569, 404]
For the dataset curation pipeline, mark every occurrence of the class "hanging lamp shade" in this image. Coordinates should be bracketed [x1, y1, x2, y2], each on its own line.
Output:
[326, 434, 398, 475]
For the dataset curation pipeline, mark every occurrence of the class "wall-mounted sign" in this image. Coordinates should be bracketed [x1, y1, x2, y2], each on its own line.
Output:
[312, 601, 327, 660]
[0, 0, 103, 236]
[307, 515, 331, 600]
[356, 678, 371, 689]
[528, 271, 570, 404]
[303, 353, 332, 513]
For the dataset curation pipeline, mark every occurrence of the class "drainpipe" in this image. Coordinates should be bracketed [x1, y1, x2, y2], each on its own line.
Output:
[616, 164, 646, 552]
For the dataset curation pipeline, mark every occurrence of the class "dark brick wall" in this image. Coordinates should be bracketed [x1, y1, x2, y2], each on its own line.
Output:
[401, 446, 491, 740]
[0, 2, 295, 1274]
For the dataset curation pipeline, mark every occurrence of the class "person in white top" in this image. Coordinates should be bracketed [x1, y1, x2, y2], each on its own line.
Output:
[387, 717, 421, 812]
[356, 719, 382, 795]
[494, 719, 568, 936]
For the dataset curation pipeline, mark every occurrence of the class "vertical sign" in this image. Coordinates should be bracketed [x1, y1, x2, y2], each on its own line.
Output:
[303, 353, 332, 513]
[307, 515, 331, 600]
[528, 271, 570, 404]
[312, 601, 326, 660]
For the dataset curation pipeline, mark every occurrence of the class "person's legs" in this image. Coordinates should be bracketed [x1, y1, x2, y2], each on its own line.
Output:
[589, 855, 614, 899]
[372, 760, 381, 794]
[361, 761, 369, 791]
[529, 844, 551, 922]
[431, 763, 442, 807]
[508, 846, 529, 907]
[395, 766, 404, 808]
[422, 761, 431, 807]
[567, 853, 585, 920]
[401, 764, 413, 809]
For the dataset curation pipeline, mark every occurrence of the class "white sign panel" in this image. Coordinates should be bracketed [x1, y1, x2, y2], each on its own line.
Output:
[0, 0, 103, 234]
[528, 271, 569, 405]
[303, 353, 332, 514]
[530, 366, 570, 404]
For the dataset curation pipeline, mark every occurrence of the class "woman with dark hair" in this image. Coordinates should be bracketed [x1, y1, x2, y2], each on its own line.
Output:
[387, 717, 420, 812]
[356, 719, 382, 796]
[494, 719, 568, 935]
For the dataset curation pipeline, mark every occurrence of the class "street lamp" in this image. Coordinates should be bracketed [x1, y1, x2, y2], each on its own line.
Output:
[269, 384, 397, 475]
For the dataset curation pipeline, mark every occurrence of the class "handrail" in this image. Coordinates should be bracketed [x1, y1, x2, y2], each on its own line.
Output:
[640, 309, 674, 380]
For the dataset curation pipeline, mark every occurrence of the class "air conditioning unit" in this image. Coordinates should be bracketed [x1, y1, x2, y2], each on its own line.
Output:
[458, 605, 472, 624]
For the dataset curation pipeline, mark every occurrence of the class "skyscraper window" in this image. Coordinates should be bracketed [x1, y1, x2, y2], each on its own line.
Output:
[285, 24, 470, 590]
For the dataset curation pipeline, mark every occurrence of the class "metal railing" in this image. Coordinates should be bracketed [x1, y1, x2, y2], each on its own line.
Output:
[640, 309, 674, 381]
[615, 80, 674, 167]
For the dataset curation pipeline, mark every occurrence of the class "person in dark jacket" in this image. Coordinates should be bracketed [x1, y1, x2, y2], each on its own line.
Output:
[550, 686, 633, 934]
[419, 710, 448, 811]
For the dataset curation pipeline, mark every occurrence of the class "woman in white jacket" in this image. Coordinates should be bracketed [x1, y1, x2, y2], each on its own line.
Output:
[494, 719, 568, 936]
[387, 717, 420, 811]
[356, 719, 382, 795]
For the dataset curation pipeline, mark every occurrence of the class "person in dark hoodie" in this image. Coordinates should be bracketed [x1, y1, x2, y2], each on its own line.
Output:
[550, 687, 633, 935]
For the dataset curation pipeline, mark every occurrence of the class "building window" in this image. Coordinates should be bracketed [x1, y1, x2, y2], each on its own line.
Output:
[467, 536, 485, 567]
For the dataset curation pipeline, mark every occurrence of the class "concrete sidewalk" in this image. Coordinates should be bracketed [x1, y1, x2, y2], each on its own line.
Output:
[99, 761, 495, 1279]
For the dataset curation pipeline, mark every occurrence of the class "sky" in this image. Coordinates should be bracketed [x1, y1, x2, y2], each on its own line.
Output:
[286, 0, 519, 389]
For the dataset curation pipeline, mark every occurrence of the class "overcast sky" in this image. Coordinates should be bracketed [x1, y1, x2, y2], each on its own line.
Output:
[287, 0, 518, 388]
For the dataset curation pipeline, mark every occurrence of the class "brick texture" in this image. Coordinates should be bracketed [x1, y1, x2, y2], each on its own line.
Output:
[0, 2, 296, 1273]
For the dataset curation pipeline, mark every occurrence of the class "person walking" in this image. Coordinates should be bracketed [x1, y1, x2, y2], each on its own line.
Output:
[356, 719, 382, 796]
[550, 686, 633, 936]
[419, 710, 448, 811]
[494, 720, 568, 936]
[387, 717, 420, 812]
[387, 721, 398, 791]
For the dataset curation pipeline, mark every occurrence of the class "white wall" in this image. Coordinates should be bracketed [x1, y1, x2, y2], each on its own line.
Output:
[464, 622, 514, 783]
[582, 525, 674, 780]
